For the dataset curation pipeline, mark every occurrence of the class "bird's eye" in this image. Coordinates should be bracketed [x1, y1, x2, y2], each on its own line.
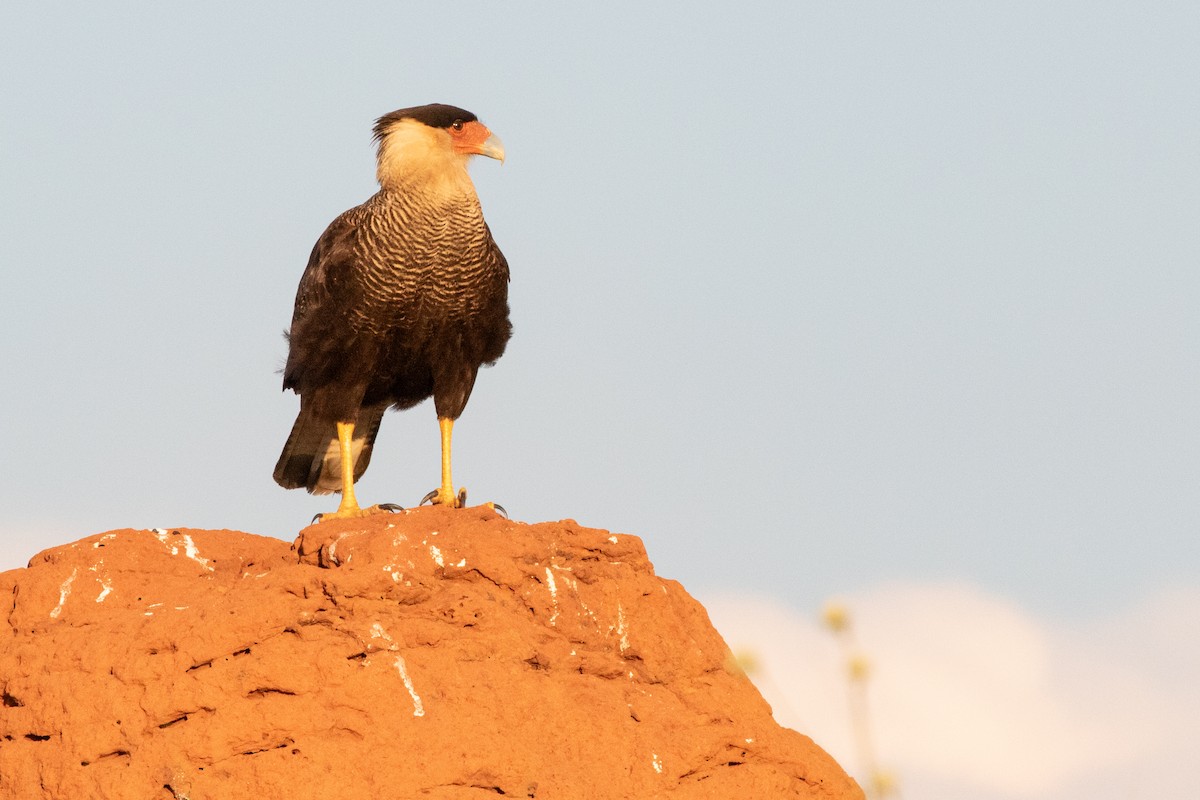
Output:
[451, 120, 464, 131]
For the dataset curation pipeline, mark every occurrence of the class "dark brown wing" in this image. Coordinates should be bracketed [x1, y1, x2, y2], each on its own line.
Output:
[281, 206, 368, 396]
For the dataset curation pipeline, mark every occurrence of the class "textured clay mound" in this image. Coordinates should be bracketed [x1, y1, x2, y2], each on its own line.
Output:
[0, 507, 862, 799]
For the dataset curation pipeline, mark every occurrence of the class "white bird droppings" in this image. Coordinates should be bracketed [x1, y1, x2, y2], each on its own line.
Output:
[371, 622, 393, 644]
[326, 532, 353, 565]
[545, 567, 560, 626]
[50, 567, 78, 619]
[394, 655, 425, 717]
[151, 529, 213, 571]
[371, 623, 424, 717]
[652, 754, 663, 774]
[180, 535, 210, 569]
[89, 559, 112, 602]
[429, 545, 444, 567]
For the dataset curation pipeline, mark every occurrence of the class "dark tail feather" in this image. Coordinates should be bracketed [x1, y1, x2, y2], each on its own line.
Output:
[273, 404, 387, 494]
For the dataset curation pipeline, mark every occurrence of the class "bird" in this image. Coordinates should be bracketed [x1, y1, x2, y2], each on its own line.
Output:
[273, 103, 511, 520]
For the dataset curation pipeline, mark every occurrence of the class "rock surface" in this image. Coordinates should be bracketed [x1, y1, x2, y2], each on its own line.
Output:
[0, 506, 862, 799]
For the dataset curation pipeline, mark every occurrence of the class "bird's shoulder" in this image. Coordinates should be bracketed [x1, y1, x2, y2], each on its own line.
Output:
[290, 201, 375, 320]
[483, 221, 510, 282]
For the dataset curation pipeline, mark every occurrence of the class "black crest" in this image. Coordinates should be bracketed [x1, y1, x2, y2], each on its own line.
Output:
[373, 104, 478, 142]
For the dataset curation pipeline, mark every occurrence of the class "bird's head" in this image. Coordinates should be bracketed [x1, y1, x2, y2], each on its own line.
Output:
[373, 103, 505, 192]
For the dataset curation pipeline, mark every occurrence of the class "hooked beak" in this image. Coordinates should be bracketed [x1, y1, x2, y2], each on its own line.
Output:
[475, 132, 505, 164]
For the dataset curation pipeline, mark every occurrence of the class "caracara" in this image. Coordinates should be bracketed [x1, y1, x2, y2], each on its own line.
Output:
[273, 103, 510, 519]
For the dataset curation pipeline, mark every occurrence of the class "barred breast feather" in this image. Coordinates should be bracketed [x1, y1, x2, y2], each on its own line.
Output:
[274, 165, 511, 494]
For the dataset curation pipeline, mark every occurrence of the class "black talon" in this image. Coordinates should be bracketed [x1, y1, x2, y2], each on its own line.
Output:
[378, 503, 404, 513]
[420, 490, 439, 506]
[311, 513, 324, 524]
[490, 503, 509, 519]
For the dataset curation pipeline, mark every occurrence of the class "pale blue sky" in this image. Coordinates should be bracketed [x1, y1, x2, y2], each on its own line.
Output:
[2, 2, 1197, 628]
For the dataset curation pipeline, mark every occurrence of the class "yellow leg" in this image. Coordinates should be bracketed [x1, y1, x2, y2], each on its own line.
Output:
[429, 416, 465, 507]
[312, 421, 399, 521]
[418, 416, 505, 514]
[334, 421, 361, 515]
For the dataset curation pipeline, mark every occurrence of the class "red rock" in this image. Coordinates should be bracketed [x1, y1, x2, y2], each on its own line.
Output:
[0, 507, 862, 799]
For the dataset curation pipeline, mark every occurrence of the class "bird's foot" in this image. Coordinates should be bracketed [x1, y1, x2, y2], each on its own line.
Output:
[312, 503, 403, 523]
[420, 486, 468, 508]
[418, 488, 507, 518]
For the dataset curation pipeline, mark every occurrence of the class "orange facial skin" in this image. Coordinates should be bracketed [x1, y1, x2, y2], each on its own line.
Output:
[449, 120, 505, 161]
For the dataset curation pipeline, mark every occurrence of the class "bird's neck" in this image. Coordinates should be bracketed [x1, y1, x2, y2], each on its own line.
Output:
[379, 162, 476, 198]
[374, 179, 480, 219]
[376, 129, 476, 198]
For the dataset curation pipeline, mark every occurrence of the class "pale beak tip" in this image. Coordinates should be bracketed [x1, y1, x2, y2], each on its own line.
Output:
[481, 132, 506, 164]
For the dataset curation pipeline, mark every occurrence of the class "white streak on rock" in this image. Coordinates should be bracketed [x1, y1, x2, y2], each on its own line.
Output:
[50, 568, 78, 618]
[567, 575, 599, 626]
[370, 623, 424, 717]
[652, 753, 663, 774]
[179, 534, 212, 570]
[371, 622, 393, 645]
[89, 559, 112, 602]
[545, 567, 559, 626]
[150, 529, 213, 571]
[327, 532, 352, 565]
[616, 602, 629, 653]
[394, 655, 425, 717]
[429, 545, 444, 568]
